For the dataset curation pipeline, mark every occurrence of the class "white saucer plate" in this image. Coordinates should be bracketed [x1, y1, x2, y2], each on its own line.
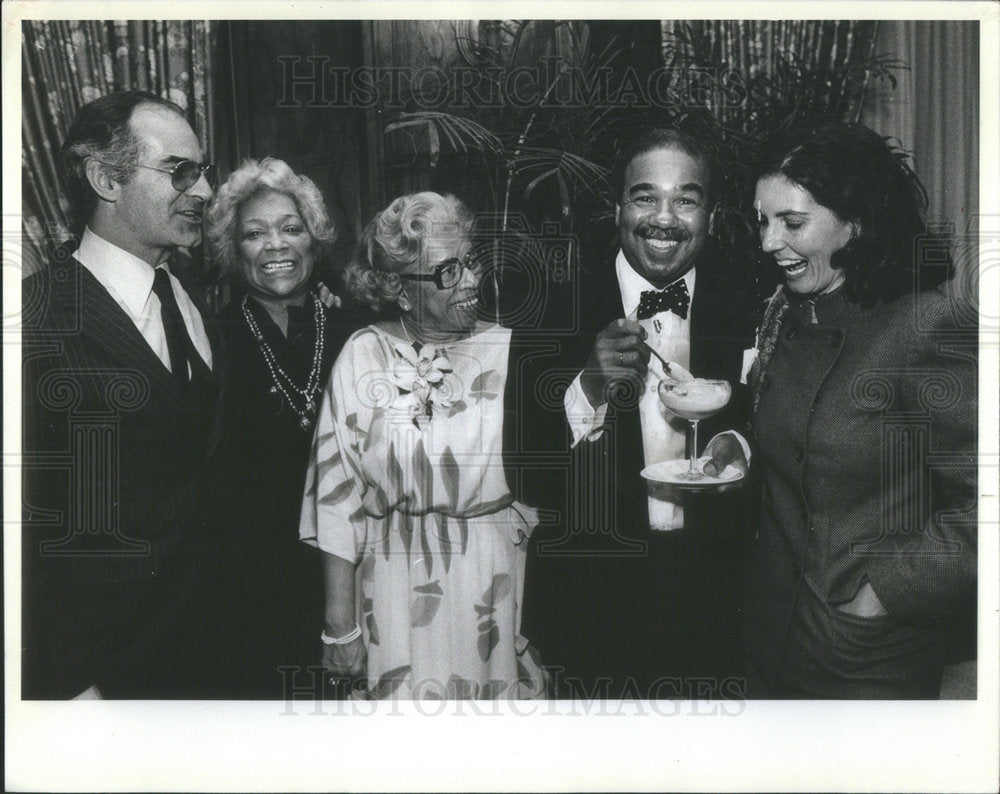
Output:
[640, 457, 745, 489]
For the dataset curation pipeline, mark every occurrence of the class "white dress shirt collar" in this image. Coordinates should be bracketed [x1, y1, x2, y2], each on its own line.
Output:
[614, 249, 696, 318]
[75, 227, 161, 316]
[73, 227, 213, 373]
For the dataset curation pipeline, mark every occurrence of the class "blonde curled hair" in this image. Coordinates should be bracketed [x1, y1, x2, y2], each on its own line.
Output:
[206, 157, 336, 277]
[344, 191, 473, 313]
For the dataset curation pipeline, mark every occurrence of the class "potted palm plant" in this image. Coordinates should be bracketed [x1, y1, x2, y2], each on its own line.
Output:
[378, 20, 902, 316]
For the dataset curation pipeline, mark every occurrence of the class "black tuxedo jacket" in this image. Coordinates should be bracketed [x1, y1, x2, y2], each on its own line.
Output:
[512, 246, 758, 695]
[22, 255, 227, 698]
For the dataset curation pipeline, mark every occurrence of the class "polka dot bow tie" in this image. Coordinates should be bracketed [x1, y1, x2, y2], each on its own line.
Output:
[636, 280, 690, 320]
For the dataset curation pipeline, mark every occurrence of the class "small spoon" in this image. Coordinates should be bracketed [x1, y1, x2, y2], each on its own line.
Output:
[642, 341, 693, 382]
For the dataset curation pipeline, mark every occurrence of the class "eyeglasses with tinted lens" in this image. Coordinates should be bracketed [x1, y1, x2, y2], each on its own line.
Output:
[131, 160, 218, 192]
[94, 158, 217, 192]
[400, 250, 485, 290]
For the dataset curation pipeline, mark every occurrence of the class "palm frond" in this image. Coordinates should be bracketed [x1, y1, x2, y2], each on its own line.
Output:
[516, 146, 610, 197]
[383, 112, 504, 157]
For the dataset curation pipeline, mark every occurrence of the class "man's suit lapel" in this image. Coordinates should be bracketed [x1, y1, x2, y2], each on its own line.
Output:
[587, 256, 647, 494]
[596, 253, 744, 523]
[590, 258, 626, 331]
[690, 257, 747, 382]
[689, 255, 754, 440]
[590, 254, 731, 388]
[172, 261, 224, 378]
[690, 264, 722, 378]
[54, 258, 189, 400]
[592, 252, 722, 375]
[169, 262, 225, 459]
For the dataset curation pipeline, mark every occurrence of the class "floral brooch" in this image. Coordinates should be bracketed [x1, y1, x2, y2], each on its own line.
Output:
[390, 343, 458, 428]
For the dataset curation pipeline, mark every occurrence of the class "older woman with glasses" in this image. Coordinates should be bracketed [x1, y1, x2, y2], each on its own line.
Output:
[299, 191, 547, 700]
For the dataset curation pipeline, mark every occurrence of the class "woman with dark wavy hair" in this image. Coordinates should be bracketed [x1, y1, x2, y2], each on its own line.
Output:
[740, 121, 976, 698]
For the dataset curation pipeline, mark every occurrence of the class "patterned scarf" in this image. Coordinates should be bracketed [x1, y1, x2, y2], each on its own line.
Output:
[747, 285, 790, 415]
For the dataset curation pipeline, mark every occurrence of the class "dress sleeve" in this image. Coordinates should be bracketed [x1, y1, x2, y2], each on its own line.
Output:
[866, 291, 977, 623]
[299, 332, 372, 564]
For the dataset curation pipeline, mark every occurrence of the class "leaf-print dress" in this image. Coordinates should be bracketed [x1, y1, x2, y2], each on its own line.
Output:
[300, 323, 547, 699]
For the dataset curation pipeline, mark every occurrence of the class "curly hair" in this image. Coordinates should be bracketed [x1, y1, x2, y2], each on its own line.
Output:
[59, 90, 185, 232]
[612, 125, 723, 207]
[344, 192, 474, 313]
[206, 157, 336, 277]
[754, 121, 939, 305]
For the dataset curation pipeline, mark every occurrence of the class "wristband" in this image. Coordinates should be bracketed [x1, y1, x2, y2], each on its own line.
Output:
[321, 625, 361, 645]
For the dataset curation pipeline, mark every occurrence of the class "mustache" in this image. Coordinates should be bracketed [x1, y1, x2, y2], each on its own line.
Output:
[638, 226, 690, 241]
[175, 199, 206, 213]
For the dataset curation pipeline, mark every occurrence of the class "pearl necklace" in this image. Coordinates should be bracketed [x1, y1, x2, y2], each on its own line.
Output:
[242, 294, 326, 431]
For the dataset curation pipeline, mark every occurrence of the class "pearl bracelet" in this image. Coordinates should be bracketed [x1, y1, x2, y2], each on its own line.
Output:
[321, 625, 362, 645]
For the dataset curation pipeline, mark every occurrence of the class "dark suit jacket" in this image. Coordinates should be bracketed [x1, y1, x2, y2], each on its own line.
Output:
[512, 244, 758, 696]
[22, 255, 227, 698]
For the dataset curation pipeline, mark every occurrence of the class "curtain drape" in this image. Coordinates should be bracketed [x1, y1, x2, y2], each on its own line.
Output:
[657, 20, 978, 308]
[861, 21, 979, 235]
[210, 20, 369, 310]
[660, 20, 879, 127]
[20, 20, 216, 276]
[861, 21, 979, 692]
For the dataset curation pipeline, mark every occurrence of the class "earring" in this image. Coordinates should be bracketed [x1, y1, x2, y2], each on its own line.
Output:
[398, 295, 411, 312]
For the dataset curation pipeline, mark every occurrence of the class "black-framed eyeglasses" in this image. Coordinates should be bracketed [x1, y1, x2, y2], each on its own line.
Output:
[134, 160, 218, 192]
[400, 251, 485, 290]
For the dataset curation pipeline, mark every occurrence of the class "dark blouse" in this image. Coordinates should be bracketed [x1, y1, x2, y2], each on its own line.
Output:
[217, 294, 346, 540]
[214, 291, 356, 695]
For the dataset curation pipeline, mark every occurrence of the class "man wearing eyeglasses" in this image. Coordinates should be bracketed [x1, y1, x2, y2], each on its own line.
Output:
[22, 90, 228, 699]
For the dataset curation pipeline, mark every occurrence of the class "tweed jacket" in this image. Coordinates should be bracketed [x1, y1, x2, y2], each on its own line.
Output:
[740, 285, 977, 696]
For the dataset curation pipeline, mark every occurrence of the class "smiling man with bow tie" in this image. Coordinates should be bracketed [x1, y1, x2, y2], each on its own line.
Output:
[521, 127, 758, 698]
